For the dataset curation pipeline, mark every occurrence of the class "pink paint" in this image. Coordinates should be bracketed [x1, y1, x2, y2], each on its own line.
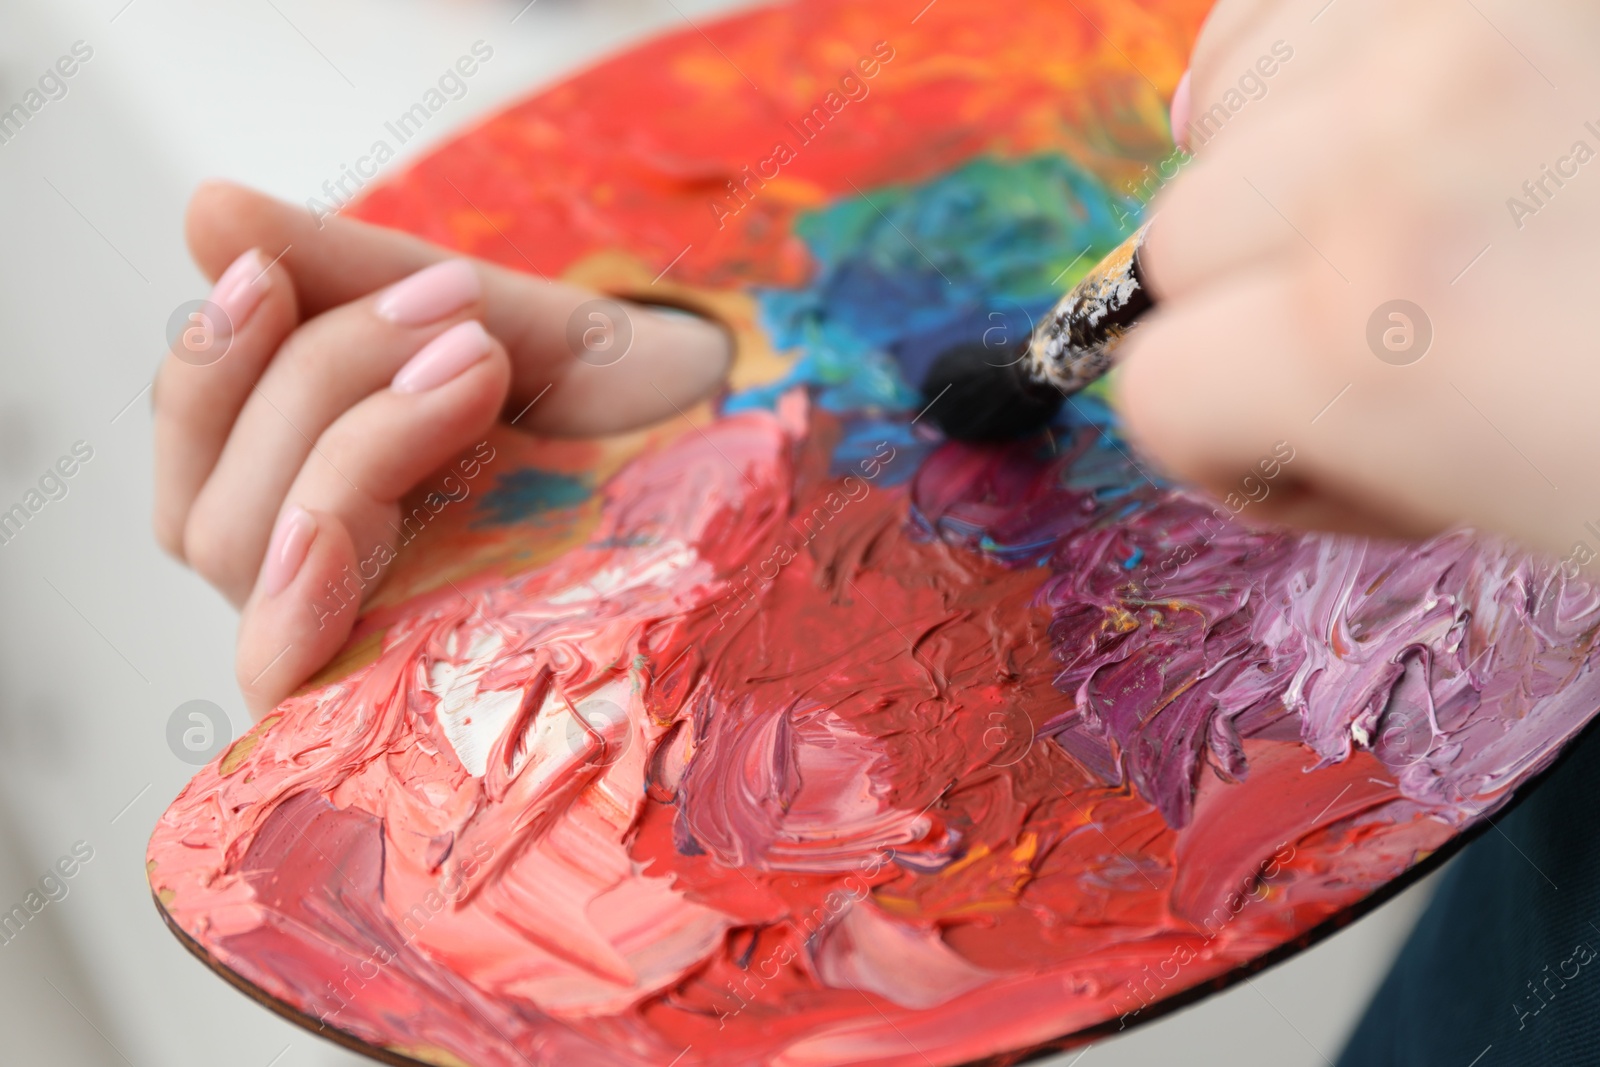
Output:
[147, 1, 1600, 1062]
[151, 395, 1591, 1065]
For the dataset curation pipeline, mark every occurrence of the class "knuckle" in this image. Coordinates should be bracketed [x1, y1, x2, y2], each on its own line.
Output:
[315, 421, 383, 488]
[182, 505, 250, 601]
[273, 325, 341, 393]
[150, 363, 206, 425]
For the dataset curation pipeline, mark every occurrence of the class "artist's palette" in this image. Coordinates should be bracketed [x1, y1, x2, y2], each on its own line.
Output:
[149, 1, 1600, 1064]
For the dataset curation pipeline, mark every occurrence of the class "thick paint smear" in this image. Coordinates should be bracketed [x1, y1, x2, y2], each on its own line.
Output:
[151, 397, 1596, 1066]
[148, 1, 1600, 1065]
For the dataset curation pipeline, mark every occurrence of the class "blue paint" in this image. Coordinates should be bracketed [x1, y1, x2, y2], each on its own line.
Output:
[730, 154, 1141, 426]
[827, 419, 929, 487]
[474, 469, 592, 527]
[487, 157, 1152, 531]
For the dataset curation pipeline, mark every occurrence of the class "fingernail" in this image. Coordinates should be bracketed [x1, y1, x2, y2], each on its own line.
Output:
[211, 249, 270, 329]
[392, 321, 493, 394]
[262, 506, 315, 597]
[374, 260, 482, 327]
[1170, 70, 1192, 151]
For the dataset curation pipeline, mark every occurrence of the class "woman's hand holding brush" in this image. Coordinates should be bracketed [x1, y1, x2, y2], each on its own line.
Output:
[162, 1, 1600, 715]
[1121, 0, 1600, 558]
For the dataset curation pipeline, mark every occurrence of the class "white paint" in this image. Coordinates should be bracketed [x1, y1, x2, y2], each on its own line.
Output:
[546, 542, 697, 605]
[427, 630, 523, 778]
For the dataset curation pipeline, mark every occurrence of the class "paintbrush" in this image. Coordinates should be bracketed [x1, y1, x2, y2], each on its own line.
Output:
[919, 222, 1154, 441]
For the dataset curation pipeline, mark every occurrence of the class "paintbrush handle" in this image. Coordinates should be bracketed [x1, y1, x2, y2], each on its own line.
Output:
[1026, 222, 1155, 394]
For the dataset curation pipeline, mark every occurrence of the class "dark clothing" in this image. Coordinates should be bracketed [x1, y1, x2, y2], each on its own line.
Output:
[1339, 722, 1600, 1066]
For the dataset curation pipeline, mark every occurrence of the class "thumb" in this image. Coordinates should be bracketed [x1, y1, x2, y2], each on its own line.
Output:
[185, 180, 732, 436]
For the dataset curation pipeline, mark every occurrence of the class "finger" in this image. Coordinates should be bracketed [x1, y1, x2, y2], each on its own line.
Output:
[1186, 0, 1285, 84]
[278, 321, 512, 581]
[1175, 0, 1310, 159]
[152, 249, 299, 559]
[1182, 0, 1376, 143]
[1143, 81, 1350, 303]
[236, 507, 359, 716]
[1115, 265, 1334, 499]
[183, 261, 488, 604]
[237, 325, 511, 714]
[1149, 27, 1551, 307]
[185, 180, 731, 435]
[1119, 270, 1303, 483]
[1152, 4, 1394, 302]
[1235, 478, 1446, 541]
[1141, 157, 1299, 303]
[1115, 265, 1460, 543]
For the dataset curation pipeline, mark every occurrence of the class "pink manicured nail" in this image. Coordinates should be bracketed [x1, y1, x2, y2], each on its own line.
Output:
[210, 248, 270, 329]
[262, 506, 315, 597]
[392, 321, 493, 394]
[374, 260, 482, 327]
[1170, 70, 1192, 151]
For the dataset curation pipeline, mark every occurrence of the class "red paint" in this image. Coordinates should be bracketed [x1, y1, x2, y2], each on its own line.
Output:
[148, 1, 1598, 1064]
[151, 405, 1460, 1066]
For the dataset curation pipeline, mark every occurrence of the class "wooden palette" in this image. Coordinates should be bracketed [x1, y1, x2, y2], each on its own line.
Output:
[149, 2, 1600, 1064]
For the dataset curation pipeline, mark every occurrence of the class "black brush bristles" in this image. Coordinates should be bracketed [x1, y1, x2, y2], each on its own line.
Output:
[918, 340, 1062, 442]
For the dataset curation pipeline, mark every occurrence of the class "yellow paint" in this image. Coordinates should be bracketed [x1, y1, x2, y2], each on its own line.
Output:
[300, 629, 388, 693]
[758, 175, 831, 210]
[386, 1044, 476, 1067]
[219, 714, 283, 777]
[933, 842, 994, 881]
[446, 207, 515, 255]
[560, 249, 796, 394]
[1105, 605, 1140, 634]
[876, 833, 1040, 918]
[672, 52, 743, 93]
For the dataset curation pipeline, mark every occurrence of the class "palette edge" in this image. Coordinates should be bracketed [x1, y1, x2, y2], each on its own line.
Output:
[151, 735, 1581, 1067]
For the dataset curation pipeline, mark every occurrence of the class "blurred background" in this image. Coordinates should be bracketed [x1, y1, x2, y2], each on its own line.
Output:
[0, 1, 1437, 1064]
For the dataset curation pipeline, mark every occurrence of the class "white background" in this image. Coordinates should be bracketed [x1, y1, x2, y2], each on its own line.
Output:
[0, 1, 1434, 1064]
